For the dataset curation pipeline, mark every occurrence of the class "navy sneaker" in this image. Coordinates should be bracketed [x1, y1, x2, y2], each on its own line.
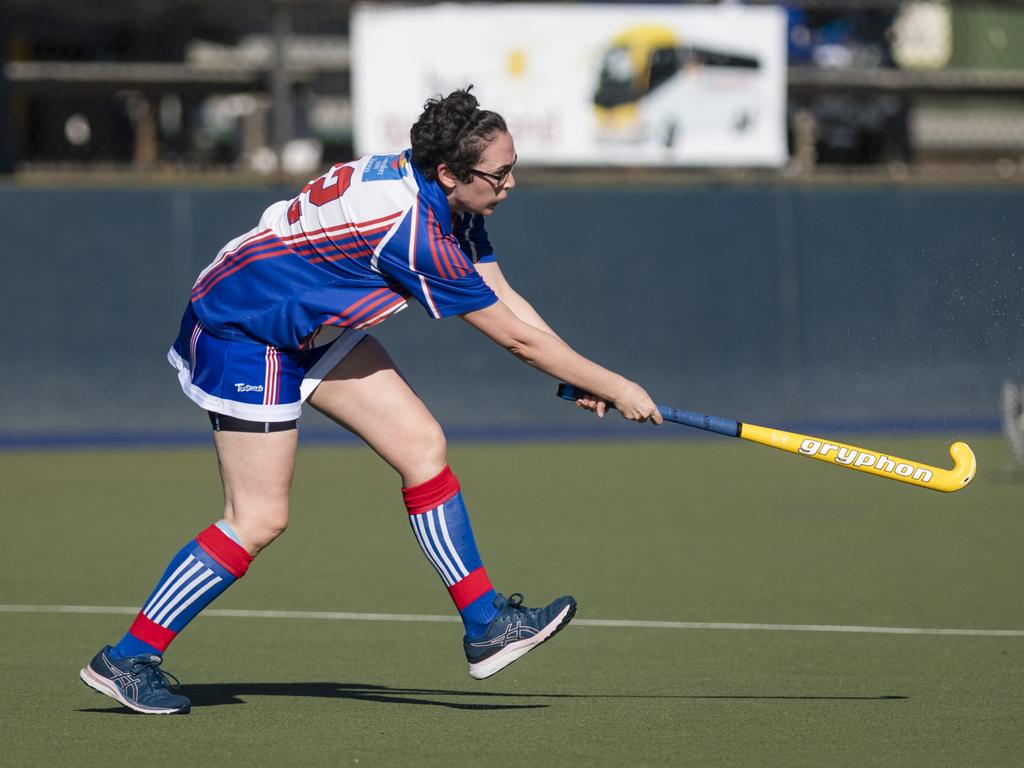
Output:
[80, 646, 191, 714]
[465, 592, 577, 680]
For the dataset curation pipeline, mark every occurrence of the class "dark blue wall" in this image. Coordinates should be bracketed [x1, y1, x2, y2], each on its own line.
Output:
[1, 182, 1020, 441]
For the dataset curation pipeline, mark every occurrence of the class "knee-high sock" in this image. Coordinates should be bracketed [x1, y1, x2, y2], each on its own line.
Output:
[403, 466, 499, 638]
[110, 523, 253, 658]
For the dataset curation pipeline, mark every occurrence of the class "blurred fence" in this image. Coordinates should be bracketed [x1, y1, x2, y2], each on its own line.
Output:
[2, 0, 1024, 177]
[1, 182, 1020, 442]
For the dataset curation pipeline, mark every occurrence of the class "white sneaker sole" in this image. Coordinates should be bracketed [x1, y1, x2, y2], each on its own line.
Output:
[467, 603, 575, 680]
[79, 664, 188, 714]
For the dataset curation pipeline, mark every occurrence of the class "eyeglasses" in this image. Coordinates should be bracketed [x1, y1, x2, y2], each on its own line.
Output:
[468, 155, 517, 192]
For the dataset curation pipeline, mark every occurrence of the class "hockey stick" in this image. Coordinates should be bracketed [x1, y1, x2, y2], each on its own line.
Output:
[556, 384, 975, 493]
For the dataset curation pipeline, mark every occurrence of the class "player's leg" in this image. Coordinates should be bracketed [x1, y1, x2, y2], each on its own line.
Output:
[81, 311, 302, 714]
[212, 424, 297, 555]
[307, 335, 576, 679]
[307, 337, 498, 633]
[307, 335, 446, 486]
[80, 425, 296, 714]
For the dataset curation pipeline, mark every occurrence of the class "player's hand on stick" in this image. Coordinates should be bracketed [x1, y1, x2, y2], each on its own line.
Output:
[573, 391, 609, 417]
[574, 382, 662, 424]
[613, 382, 663, 424]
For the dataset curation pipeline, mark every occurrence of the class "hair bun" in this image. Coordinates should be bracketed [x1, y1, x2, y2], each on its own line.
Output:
[410, 86, 507, 182]
[420, 88, 479, 142]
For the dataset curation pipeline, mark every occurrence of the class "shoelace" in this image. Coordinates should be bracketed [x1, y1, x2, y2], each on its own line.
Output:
[505, 593, 542, 620]
[131, 657, 182, 691]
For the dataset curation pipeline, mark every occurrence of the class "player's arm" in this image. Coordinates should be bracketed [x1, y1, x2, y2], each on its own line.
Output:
[474, 261, 561, 339]
[461, 300, 661, 423]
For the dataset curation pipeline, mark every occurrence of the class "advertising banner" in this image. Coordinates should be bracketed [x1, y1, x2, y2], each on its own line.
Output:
[352, 3, 788, 166]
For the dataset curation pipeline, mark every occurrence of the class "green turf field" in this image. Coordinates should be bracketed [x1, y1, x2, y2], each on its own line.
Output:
[2, 435, 1023, 766]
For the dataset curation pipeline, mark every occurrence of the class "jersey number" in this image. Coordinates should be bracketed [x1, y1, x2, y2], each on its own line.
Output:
[287, 164, 354, 224]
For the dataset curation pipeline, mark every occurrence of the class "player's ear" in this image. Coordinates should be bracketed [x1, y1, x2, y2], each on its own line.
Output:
[436, 163, 459, 192]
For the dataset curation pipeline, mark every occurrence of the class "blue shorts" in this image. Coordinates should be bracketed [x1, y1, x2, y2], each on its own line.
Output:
[168, 304, 366, 422]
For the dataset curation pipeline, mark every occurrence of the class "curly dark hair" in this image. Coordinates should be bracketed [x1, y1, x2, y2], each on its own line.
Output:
[410, 87, 508, 182]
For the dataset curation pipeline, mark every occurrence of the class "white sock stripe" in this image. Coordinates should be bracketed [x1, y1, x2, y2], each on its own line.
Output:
[142, 556, 197, 616]
[410, 520, 450, 585]
[149, 569, 217, 626]
[409, 517, 452, 585]
[436, 504, 470, 580]
[412, 514, 454, 586]
[425, 508, 464, 584]
[145, 561, 206, 622]
[162, 574, 223, 627]
[151, 568, 216, 625]
[416, 514, 456, 586]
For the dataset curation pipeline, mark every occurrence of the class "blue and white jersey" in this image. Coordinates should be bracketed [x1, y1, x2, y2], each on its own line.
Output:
[189, 150, 498, 350]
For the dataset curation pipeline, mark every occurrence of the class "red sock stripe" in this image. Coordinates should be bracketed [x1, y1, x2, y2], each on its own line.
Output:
[195, 524, 253, 579]
[402, 466, 461, 514]
[128, 612, 177, 653]
[448, 567, 494, 610]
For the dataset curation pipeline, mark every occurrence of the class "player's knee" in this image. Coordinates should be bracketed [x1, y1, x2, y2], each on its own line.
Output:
[414, 420, 448, 469]
[226, 503, 289, 551]
[397, 420, 447, 485]
[245, 519, 288, 554]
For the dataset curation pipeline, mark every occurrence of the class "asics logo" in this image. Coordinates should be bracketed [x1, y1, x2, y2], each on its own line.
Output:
[469, 619, 538, 650]
[101, 656, 141, 698]
[234, 383, 264, 393]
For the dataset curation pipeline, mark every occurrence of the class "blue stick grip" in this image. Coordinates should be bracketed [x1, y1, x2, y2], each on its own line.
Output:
[556, 383, 741, 438]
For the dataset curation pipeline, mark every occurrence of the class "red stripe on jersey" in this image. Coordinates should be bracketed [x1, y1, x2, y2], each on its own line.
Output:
[192, 242, 293, 300]
[437, 207, 460, 279]
[195, 212, 403, 298]
[307, 222, 395, 265]
[321, 287, 391, 327]
[429, 208, 459, 280]
[402, 465, 460, 514]
[127, 612, 177, 652]
[438, 236, 457, 278]
[195, 525, 253, 579]
[297, 222, 388, 257]
[345, 291, 394, 327]
[444, 236, 470, 277]
[425, 207, 450, 280]
[448, 567, 494, 611]
[354, 296, 408, 329]
[214, 229, 276, 266]
[192, 230, 276, 294]
[195, 230, 277, 288]
[440, 233, 461, 281]
[281, 211, 403, 246]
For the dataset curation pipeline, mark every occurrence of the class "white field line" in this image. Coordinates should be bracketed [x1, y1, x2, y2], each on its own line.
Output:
[2, 603, 1024, 638]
